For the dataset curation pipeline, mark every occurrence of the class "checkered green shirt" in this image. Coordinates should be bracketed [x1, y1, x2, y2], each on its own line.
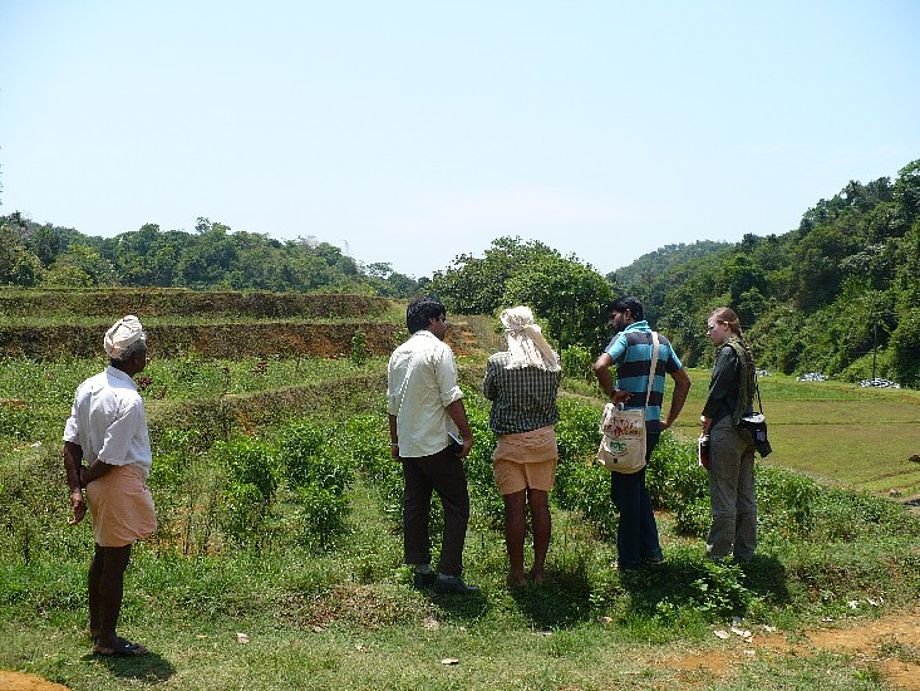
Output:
[482, 351, 561, 435]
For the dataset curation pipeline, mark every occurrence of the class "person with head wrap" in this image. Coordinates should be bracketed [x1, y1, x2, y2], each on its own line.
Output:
[483, 306, 561, 588]
[63, 315, 156, 656]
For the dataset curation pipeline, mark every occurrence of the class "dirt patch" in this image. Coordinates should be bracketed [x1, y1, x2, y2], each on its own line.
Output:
[0, 671, 69, 690]
[662, 608, 920, 689]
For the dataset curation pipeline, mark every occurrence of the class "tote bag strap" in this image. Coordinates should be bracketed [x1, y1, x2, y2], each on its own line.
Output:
[644, 332, 660, 408]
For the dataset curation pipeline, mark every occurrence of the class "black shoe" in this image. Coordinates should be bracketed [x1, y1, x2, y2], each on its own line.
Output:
[413, 571, 437, 589]
[434, 574, 480, 594]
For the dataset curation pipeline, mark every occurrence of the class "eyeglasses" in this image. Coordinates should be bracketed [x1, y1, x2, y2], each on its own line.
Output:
[706, 323, 719, 333]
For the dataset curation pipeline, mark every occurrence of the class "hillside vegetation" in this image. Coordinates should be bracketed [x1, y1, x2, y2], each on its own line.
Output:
[0, 215, 421, 297]
[612, 159, 920, 385]
[1, 287, 919, 689]
[4, 159, 919, 388]
[424, 159, 920, 389]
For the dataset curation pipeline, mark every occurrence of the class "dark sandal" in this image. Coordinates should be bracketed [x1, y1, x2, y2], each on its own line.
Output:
[94, 637, 149, 657]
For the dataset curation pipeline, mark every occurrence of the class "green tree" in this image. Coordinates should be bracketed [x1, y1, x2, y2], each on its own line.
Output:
[429, 237, 561, 315]
[0, 222, 43, 286]
[894, 159, 920, 223]
[42, 244, 119, 287]
[890, 308, 920, 387]
[502, 254, 612, 350]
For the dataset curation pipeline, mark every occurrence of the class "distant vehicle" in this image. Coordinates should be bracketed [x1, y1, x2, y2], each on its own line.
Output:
[857, 378, 901, 389]
[797, 372, 827, 382]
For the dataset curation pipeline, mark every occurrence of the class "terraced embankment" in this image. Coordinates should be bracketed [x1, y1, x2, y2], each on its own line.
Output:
[0, 288, 391, 319]
[0, 288, 480, 359]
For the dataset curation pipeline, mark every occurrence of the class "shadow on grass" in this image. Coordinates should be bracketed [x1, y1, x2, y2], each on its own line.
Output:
[83, 651, 175, 684]
[619, 553, 791, 617]
[742, 554, 792, 604]
[428, 589, 488, 620]
[509, 564, 594, 630]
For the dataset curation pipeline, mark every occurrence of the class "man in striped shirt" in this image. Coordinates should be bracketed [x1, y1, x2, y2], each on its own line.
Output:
[593, 296, 691, 570]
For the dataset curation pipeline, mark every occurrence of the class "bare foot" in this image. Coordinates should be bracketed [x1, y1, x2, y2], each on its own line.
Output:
[507, 573, 527, 589]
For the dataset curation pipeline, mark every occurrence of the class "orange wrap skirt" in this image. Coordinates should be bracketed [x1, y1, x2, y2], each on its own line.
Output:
[85, 463, 157, 547]
[492, 425, 558, 495]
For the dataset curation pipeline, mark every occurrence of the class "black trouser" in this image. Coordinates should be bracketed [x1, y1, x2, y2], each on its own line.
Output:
[402, 446, 470, 577]
[610, 432, 662, 568]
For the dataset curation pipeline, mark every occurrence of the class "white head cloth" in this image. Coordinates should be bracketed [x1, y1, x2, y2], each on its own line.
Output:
[500, 306, 560, 372]
[104, 315, 146, 359]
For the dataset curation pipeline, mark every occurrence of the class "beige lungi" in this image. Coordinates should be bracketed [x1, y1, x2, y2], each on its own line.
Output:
[85, 463, 157, 547]
[492, 425, 558, 495]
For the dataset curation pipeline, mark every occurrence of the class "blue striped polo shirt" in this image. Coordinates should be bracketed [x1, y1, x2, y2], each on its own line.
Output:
[604, 320, 683, 424]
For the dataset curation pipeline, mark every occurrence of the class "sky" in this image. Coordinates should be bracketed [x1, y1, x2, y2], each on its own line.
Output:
[1, 1, 919, 279]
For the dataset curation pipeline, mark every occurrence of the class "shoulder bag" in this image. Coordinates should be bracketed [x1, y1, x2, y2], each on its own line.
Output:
[596, 332, 660, 473]
[738, 381, 772, 457]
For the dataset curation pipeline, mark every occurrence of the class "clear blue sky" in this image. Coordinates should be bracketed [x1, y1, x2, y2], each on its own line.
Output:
[2, 1, 918, 278]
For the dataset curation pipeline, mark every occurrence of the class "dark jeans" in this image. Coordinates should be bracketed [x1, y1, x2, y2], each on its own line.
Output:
[610, 432, 662, 568]
[402, 445, 470, 577]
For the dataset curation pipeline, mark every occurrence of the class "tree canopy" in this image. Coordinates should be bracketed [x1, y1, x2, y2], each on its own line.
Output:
[613, 158, 920, 386]
[428, 237, 613, 350]
[0, 214, 420, 298]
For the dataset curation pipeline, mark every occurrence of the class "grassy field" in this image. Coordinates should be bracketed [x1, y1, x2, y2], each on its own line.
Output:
[669, 369, 920, 498]
[1, 291, 919, 689]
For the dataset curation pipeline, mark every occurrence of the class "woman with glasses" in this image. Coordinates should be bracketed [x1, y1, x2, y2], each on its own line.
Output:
[700, 307, 758, 563]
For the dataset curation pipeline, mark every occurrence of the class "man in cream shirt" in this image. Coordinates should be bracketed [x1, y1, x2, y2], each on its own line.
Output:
[387, 297, 479, 594]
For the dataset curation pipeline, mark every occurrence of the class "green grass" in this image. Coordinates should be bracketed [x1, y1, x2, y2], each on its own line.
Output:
[0, 314, 405, 327]
[0, 355, 390, 405]
[1, 470, 917, 690]
[2, 338, 920, 688]
[649, 369, 920, 497]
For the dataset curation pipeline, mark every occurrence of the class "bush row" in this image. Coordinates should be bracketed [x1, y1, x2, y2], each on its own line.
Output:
[0, 288, 391, 319]
[0, 322, 403, 360]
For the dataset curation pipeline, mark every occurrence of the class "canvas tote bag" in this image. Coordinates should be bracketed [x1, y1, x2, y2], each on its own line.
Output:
[596, 332, 660, 474]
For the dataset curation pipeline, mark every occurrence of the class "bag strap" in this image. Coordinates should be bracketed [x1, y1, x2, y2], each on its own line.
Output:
[754, 377, 765, 415]
[644, 332, 660, 408]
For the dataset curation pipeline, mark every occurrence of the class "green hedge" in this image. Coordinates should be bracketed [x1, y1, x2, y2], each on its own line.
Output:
[0, 288, 390, 319]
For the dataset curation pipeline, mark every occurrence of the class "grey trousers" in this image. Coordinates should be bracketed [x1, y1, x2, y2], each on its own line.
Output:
[706, 415, 757, 562]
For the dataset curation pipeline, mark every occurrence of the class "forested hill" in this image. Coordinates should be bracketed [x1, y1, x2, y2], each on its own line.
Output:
[613, 159, 920, 387]
[610, 240, 730, 291]
[0, 215, 421, 298]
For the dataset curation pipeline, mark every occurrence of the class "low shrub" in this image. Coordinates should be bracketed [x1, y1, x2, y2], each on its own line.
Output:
[560, 345, 594, 383]
[211, 436, 279, 548]
[277, 419, 353, 494]
[757, 465, 819, 538]
[458, 396, 503, 530]
[289, 482, 350, 550]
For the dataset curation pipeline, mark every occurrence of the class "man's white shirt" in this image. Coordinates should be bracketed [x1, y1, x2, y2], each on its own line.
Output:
[63, 367, 153, 480]
[387, 330, 463, 458]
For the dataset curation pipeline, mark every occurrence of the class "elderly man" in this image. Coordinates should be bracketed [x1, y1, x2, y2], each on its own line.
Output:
[593, 297, 691, 571]
[387, 297, 479, 594]
[63, 315, 156, 657]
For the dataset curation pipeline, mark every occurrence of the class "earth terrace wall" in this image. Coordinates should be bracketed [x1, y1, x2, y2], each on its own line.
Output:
[0, 322, 403, 359]
[147, 364, 488, 443]
[146, 371, 389, 441]
[0, 289, 390, 319]
[0, 321, 483, 360]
